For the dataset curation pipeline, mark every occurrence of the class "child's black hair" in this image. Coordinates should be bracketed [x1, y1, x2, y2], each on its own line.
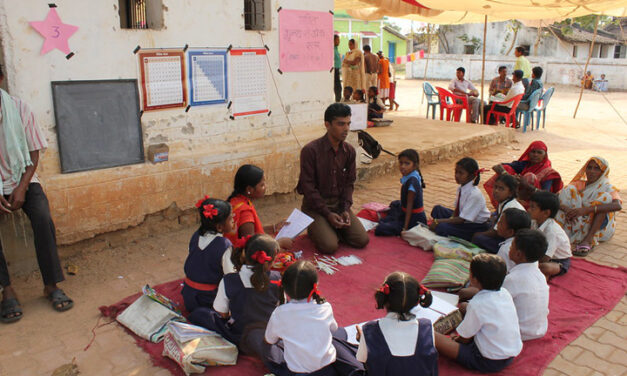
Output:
[228, 164, 264, 201]
[502, 208, 531, 232]
[456, 157, 482, 186]
[495, 174, 519, 198]
[530, 190, 560, 218]
[513, 229, 548, 263]
[282, 260, 325, 304]
[398, 149, 426, 188]
[196, 197, 231, 235]
[354, 89, 365, 102]
[374, 271, 432, 321]
[230, 234, 278, 292]
[368, 86, 378, 96]
[470, 253, 506, 291]
[344, 86, 354, 95]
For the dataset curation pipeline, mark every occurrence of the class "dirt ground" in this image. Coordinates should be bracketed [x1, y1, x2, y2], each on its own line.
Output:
[1, 79, 626, 376]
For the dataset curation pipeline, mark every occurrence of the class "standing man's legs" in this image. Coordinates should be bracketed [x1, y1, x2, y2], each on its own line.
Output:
[334, 68, 342, 102]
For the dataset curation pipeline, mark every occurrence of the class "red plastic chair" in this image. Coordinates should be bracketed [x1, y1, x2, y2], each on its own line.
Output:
[435, 87, 470, 123]
[486, 94, 523, 128]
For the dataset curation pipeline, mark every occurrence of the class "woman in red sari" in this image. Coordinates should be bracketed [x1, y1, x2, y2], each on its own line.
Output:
[225, 165, 292, 249]
[484, 141, 563, 209]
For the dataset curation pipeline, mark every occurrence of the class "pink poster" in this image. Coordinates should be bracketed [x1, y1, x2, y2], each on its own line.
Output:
[279, 9, 333, 72]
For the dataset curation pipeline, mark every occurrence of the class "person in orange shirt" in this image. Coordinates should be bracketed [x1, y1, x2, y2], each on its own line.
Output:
[377, 51, 391, 108]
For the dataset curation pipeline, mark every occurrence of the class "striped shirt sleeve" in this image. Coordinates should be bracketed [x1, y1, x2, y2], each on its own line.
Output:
[14, 97, 47, 151]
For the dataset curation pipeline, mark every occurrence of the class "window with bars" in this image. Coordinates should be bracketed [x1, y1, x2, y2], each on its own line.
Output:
[119, 0, 163, 30]
[244, 0, 269, 31]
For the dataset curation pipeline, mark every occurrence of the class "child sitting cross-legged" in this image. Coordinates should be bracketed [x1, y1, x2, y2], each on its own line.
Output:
[459, 208, 531, 302]
[496, 208, 532, 272]
[503, 229, 549, 341]
[182, 196, 236, 314]
[376, 149, 427, 237]
[472, 174, 525, 253]
[528, 191, 572, 280]
[435, 254, 522, 373]
[430, 157, 491, 241]
[265, 260, 339, 376]
[189, 234, 282, 363]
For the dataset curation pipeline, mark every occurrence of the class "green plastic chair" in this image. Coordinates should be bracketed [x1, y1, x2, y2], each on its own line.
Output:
[423, 82, 440, 120]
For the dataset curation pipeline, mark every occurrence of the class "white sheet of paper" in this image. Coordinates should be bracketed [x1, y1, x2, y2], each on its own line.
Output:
[431, 291, 460, 307]
[275, 209, 314, 239]
[410, 294, 459, 324]
[358, 217, 378, 232]
[344, 321, 369, 345]
[348, 103, 367, 130]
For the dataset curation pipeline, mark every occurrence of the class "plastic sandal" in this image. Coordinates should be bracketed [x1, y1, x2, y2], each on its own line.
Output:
[573, 244, 592, 257]
[47, 289, 74, 312]
[1, 298, 23, 323]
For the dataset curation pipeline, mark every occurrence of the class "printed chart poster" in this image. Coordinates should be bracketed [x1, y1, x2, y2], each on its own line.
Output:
[279, 9, 333, 72]
[229, 48, 269, 117]
[188, 49, 228, 106]
[138, 50, 186, 111]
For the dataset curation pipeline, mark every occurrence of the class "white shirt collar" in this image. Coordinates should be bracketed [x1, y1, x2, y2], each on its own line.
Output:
[509, 261, 539, 272]
[499, 237, 514, 247]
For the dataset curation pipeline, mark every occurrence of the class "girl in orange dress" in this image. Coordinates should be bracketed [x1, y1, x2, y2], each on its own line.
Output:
[226, 164, 292, 250]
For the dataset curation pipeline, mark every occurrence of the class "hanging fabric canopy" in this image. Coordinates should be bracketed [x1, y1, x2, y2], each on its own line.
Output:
[335, 0, 627, 23]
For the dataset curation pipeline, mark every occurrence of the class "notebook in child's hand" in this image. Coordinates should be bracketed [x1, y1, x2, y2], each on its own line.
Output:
[275, 209, 314, 239]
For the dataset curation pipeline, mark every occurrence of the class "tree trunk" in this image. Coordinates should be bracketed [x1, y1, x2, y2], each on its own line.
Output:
[533, 25, 542, 56]
[505, 28, 519, 55]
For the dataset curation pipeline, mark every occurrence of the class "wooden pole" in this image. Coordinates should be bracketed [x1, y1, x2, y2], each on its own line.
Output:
[421, 23, 432, 104]
[480, 15, 487, 124]
[573, 14, 600, 119]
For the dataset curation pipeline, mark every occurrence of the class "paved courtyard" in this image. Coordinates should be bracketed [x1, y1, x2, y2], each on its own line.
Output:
[0, 79, 625, 375]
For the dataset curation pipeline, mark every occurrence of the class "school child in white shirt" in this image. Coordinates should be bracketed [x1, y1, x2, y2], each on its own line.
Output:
[496, 208, 532, 272]
[265, 261, 338, 376]
[473, 174, 526, 253]
[354, 272, 439, 375]
[430, 157, 491, 241]
[528, 191, 572, 280]
[504, 229, 550, 341]
[460, 208, 531, 301]
[435, 254, 523, 373]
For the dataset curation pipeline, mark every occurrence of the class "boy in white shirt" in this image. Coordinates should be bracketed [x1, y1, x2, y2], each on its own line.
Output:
[435, 254, 522, 373]
[528, 191, 572, 280]
[496, 208, 532, 272]
[504, 229, 550, 340]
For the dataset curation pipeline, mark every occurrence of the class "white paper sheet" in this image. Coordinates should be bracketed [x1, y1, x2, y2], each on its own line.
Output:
[410, 294, 459, 324]
[344, 321, 369, 345]
[275, 209, 314, 239]
[358, 217, 378, 232]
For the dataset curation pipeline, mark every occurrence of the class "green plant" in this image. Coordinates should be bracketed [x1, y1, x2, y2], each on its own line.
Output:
[457, 34, 482, 54]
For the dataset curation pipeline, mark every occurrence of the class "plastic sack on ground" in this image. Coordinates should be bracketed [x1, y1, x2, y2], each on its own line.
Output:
[401, 223, 447, 250]
[162, 329, 238, 375]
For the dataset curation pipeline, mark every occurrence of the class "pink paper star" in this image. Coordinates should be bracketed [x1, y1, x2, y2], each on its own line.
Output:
[29, 8, 79, 55]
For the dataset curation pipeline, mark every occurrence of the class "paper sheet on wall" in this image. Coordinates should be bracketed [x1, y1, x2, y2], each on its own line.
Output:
[279, 9, 333, 72]
[188, 49, 228, 106]
[275, 209, 314, 239]
[348, 103, 368, 130]
[138, 50, 187, 111]
[229, 48, 269, 117]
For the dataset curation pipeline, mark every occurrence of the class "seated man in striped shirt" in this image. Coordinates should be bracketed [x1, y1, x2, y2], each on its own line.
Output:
[0, 65, 73, 324]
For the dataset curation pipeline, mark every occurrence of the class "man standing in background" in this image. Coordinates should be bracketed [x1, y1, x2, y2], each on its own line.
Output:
[363, 45, 379, 90]
[334, 35, 342, 102]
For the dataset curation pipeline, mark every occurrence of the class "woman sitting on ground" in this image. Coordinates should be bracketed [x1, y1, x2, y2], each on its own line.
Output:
[556, 157, 622, 257]
[226, 164, 293, 250]
[484, 141, 563, 209]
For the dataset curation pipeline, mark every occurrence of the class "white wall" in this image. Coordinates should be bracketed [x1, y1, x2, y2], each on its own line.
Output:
[410, 54, 627, 90]
[0, 0, 336, 243]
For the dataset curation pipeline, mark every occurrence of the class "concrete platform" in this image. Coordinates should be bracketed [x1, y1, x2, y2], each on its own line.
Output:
[355, 112, 515, 180]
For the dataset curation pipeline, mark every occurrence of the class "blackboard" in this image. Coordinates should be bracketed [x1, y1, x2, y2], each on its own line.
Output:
[51, 79, 144, 173]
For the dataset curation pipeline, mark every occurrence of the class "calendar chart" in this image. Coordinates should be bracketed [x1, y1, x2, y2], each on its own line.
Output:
[138, 50, 187, 111]
[188, 49, 228, 106]
[229, 48, 269, 117]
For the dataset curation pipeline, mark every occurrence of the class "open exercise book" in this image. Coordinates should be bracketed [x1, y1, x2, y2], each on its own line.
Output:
[275, 209, 314, 239]
[343, 291, 459, 345]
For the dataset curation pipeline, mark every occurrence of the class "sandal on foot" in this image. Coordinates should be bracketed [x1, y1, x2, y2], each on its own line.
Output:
[1, 298, 23, 323]
[47, 289, 74, 312]
[573, 244, 592, 257]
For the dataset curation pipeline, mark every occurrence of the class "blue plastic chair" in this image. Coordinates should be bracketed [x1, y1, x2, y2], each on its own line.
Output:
[516, 89, 542, 133]
[534, 87, 554, 129]
[423, 82, 440, 119]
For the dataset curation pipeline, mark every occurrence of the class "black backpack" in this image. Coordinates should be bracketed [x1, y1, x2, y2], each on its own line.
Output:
[357, 130, 395, 159]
